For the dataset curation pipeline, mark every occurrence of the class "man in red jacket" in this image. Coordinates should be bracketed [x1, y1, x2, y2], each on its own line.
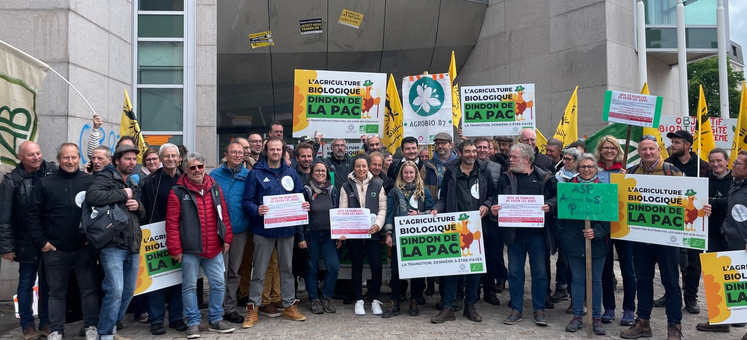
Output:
[165, 152, 234, 338]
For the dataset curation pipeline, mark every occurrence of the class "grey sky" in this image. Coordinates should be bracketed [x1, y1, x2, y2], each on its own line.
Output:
[730, 0, 746, 54]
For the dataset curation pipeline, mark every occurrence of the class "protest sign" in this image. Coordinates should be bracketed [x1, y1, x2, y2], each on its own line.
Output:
[135, 222, 182, 295]
[603, 91, 662, 128]
[338, 9, 363, 28]
[394, 211, 485, 279]
[402, 73, 452, 144]
[460, 84, 536, 136]
[610, 174, 709, 250]
[658, 115, 736, 150]
[330, 208, 372, 239]
[263, 193, 309, 228]
[248, 31, 273, 49]
[316, 142, 364, 158]
[700, 251, 747, 325]
[557, 183, 619, 221]
[293, 70, 385, 139]
[299, 18, 322, 34]
[497, 195, 545, 228]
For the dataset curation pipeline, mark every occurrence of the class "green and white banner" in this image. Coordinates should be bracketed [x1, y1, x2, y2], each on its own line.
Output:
[394, 211, 486, 279]
[0, 40, 48, 172]
[402, 73, 452, 144]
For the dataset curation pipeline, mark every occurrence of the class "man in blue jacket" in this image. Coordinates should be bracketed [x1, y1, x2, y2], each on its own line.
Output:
[241, 137, 309, 328]
[211, 140, 251, 324]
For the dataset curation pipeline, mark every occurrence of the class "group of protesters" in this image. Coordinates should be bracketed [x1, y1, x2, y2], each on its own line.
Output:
[2, 114, 747, 340]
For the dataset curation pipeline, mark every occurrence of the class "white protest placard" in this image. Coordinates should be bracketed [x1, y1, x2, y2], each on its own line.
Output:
[461, 84, 536, 136]
[134, 222, 183, 295]
[498, 195, 545, 228]
[611, 174, 709, 250]
[263, 193, 309, 228]
[402, 73, 452, 144]
[603, 90, 663, 128]
[658, 115, 736, 150]
[395, 211, 486, 279]
[330, 208, 372, 239]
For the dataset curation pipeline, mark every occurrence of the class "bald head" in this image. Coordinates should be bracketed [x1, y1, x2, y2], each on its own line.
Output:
[18, 141, 43, 172]
[518, 129, 537, 149]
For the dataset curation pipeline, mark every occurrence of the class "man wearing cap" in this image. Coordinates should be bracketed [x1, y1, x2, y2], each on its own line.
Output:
[85, 145, 146, 340]
[656, 130, 710, 314]
[430, 132, 459, 188]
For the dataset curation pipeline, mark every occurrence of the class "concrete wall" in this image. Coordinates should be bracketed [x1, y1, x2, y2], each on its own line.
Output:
[196, 0, 218, 168]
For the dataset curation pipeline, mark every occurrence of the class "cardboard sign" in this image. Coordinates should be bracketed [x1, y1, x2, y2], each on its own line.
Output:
[461, 84, 536, 136]
[557, 183, 619, 221]
[610, 173, 709, 250]
[700, 251, 747, 325]
[603, 90, 662, 128]
[338, 9, 363, 28]
[300, 18, 323, 34]
[394, 211, 486, 279]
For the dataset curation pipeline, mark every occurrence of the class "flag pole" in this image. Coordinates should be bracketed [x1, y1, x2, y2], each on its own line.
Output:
[48, 67, 97, 116]
[622, 126, 633, 166]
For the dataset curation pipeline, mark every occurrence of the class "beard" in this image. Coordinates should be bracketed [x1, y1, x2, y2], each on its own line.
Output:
[510, 163, 526, 173]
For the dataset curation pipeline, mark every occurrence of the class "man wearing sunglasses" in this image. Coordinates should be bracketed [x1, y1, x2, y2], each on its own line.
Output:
[621, 135, 711, 340]
[166, 152, 235, 337]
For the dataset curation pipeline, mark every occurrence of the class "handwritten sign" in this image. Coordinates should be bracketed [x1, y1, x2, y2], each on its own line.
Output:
[557, 183, 619, 221]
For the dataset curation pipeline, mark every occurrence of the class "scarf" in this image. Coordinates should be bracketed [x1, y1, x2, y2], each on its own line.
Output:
[575, 174, 599, 183]
[309, 178, 332, 195]
[558, 167, 577, 180]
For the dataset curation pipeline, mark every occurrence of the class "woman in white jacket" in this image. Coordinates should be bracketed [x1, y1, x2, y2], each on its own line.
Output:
[339, 154, 387, 317]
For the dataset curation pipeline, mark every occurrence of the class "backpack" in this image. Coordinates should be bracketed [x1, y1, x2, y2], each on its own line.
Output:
[627, 162, 673, 176]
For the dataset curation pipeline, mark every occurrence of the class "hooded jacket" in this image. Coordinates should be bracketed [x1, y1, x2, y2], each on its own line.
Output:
[85, 164, 146, 253]
[498, 166, 558, 253]
[709, 170, 732, 242]
[433, 159, 495, 214]
[723, 178, 747, 249]
[210, 162, 250, 234]
[166, 174, 233, 258]
[27, 167, 92, 252]
[242, 157, 304, 238]
[324, 154, 353, 190]
[429, 149, 458, 186]
[339, 171, 387, 241]
[665, 151, 709, 178]
[0, 160, 56, 262]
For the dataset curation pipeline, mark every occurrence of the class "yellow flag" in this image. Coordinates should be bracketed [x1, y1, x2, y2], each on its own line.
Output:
[553, 86, 578, 146]
[730, 82, 747, 166]
[640, 83, 669, 159]
[449, 50, 461, 128]
[383, 74, 404, 154]
[693, 85, 716, 162]
[536, 128, 548, 154]
[120, 89, 148, 163]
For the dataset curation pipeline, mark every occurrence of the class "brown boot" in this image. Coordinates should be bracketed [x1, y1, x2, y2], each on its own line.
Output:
[620, 318, 652, 339]
[283, 300, 306, 321]
[22, 325, 39, 340]
[667, 323, 682, 340]
[696, 321, 730, 333]
[430, 307, 456, 324]
[242, 304, 259, 328]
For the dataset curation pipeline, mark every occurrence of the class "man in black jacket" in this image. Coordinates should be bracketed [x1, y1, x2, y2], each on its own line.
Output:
[660, 130, 710, 314]
[0, 141, 55, 339]
[493, 143, 557, 327]
[518, 128, 554, 172]
[323, 138, 353, 191]
[85, 145, 145, 340]
[27, 143, 98, 340]
[429, 140, 495, 324]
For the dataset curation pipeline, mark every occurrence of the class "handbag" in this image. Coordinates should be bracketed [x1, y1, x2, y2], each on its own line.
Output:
[80, 202, 130, 249]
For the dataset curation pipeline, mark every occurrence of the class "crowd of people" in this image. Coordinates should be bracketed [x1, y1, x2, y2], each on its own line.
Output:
[1, 117, 746, 340]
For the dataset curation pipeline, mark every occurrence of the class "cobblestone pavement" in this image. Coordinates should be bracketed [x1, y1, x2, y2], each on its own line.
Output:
[2, 255, 745, 340]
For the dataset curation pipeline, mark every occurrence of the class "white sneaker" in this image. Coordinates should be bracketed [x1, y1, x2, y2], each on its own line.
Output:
[354, 299, 365, 316]
[372, 299, 383, 315]
[298, 277, 306, 293]
[48, 331, 62, 340]
[85, 326, 98, 340]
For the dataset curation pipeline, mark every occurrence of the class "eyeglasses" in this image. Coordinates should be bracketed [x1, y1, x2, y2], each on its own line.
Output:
[188, 164, 205, 171]
[639, 135, 657, 142]
[579, 165, 595, 169]
[734, 160, 745, 166]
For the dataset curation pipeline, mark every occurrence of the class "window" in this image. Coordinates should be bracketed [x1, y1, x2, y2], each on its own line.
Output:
[134, 0, 187, 147]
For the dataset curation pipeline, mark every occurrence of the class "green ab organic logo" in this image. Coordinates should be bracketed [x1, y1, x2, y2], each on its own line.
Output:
[408, 77, 444, 117]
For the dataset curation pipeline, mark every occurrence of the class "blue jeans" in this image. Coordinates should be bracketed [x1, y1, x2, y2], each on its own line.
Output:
[98, 247, 139, 337]
[305, 230, 340, 301]
[634, 243, 681, 324]
[148, 284, 184, 325]
[507, 234, 548, 313]
[567, 256, 605, 318]
[18, 260, 49, 328]
[182, 254, 225, 325]
[602, 239, 636, 311]
[442, 274, 480, 309]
